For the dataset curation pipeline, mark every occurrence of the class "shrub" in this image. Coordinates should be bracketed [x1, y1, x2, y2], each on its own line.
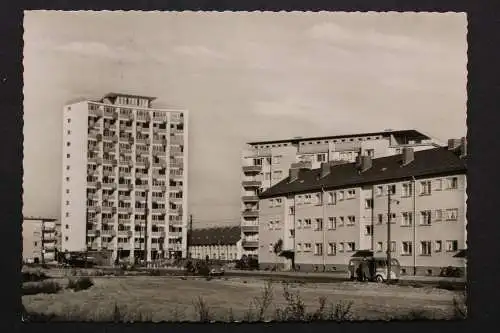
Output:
[149, 269, 161, 276]
[23, 281, 62, 296]
[329, 300, 354, 321]
[67, 277, 94, 291]
[252, 280, 274, 321]
[192, 296, 212, 322]
[439, 266, 462, 278]
[275, 283, 306, 321]
[22, 271, 49, 283]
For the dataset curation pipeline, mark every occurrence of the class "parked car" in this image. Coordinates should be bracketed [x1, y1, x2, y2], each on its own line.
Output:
[209, 264, 225, 276]
[348, 257, 400, 282]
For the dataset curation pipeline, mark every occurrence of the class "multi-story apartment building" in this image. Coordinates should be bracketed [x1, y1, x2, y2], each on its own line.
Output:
[257, 139, 467, 276]
[61, 93, 188, 263]
[241, 130, 441, 257]
[187, 226, 243, 261]
[22, 217, 61, 264]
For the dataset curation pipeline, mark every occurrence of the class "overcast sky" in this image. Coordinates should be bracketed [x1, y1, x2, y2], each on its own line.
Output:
[23, 11, 467, 227]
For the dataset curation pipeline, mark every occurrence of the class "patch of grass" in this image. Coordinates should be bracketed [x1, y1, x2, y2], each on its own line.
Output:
[67, 277, 94, 291]
[192, 296, 212, 322]
[22, 281, 62, 296]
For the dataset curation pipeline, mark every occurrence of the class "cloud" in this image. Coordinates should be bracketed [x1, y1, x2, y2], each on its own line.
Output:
[308, 22, 433, 52]
[56, 41, 145, 62]
[173, 45, 227, 60]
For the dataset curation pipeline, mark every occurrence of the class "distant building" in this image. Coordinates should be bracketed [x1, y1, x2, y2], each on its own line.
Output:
[188, 226, 243, 261]
[23, 217, 61, 263]
[258, 139, 467, 276]
[241, 129, 441, 257]
[61, 93, 189, 263]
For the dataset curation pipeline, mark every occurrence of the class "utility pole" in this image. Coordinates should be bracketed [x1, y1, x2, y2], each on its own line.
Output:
[187, 214, 193, 259]
[144, 188, 149, 265]
[41, 219, 45, 265]
[387, 190, 392, 283]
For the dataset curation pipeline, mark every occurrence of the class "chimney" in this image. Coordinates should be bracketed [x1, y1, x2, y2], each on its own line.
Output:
[460, 137, 467, 157]
[401, 147, 414, 166]
[289, 168, 300, 183]
[448, 138, 461, 151]
[320, 162, 331, 178]
[357, 155, 372, 173]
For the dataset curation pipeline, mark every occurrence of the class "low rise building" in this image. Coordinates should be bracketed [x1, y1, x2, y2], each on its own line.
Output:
[188, 226, 243, 261]
[257, 139, 467, 276]
[23, 217, 61, 263]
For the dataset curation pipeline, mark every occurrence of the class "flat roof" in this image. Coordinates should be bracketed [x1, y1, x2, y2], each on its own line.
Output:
[103, 92, 157, 101]
[24, 217, 57, 222]
[247, 129, 430, 146]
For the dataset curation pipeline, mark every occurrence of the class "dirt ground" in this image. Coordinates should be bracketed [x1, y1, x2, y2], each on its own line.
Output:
[22, 276, 464, 321]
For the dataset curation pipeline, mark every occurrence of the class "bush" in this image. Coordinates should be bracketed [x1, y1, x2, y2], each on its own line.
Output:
[23, 281, 62, 296]
[439, 266, 462, 278]
[22, 271, 49, 283]
[149, 269, 161, 276]
[192, 296, 212, 322]
[67, 277, 94, 291]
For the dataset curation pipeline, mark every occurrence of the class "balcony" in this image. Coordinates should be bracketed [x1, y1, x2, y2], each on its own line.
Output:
[89, 108, 103, 117]
[136, 114, 151, 122]
[152, 170, 167, 178]
[135, 207, 146, 214]
[103, 169, 114, 177]
[87, 192, 98, 200]
[119, 123, 132, 132]
[152, 208, 167, 215]
[242, 165, 262, 173]
[118, 218, 131, 225]
[102, 182, 117, 190]
[169, 162, 183, 169]
[87, 228, 98, 236]
[242, 195, 259, 203]
[241, 224, 259, 233]
[136, 137, 150, 145]
[103, 134, 118, 142]
[134, 242, 144, 250]
[118, 230, 132, 238]
[135, 184, 149, 190]
[167, 244, 183, 252]
[117, 243, 131, 251]
[101, 206, 115, 214]
[242, 180, 262, 188]
[103, 109, 118, 119]
[101, 229, 117, 237]
[88, 131, 100, 140]
[135, 172, 149, 179]
[242, 240, 259, 248]
[153, 127, 168, 135]
[118, 207, 133, 214]
[138, 126, 150, 134]
[242, 210, 259, 218]
[170, 171, 183, 179]
[118, 183, 132, 190]
[153, 150, 167, 157]
[136, 159, 150, 168]
[152, 231, 166, 238]
[169, 220, 183, 227]
[170, 136, 184, 146]
[119, 194, 131, 201]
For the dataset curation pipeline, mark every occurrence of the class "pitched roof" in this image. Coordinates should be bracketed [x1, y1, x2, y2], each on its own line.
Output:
[247, 129, 430, 146]
[188, 226, 241, 246]
[260, 147, 467, 199]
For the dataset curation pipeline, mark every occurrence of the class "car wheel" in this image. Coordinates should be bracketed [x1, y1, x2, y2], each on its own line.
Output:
[375, 275, 384, 283]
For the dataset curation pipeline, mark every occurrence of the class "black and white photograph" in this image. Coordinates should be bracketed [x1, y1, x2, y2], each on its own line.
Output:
[21, 11, 467, 322]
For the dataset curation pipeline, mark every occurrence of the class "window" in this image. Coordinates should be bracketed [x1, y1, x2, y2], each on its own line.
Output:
[420, 181, 432, 195]
[34, 241, 38, 247]
[387, 184, 396, 195]
[434, 179, 443, 191]
[446, 240, 458, 252]
[365, 225, 373, 236]
[289, 206, 295, 215]
[66, 201, 70, 206]
[66, 189, 70, 194]
[67, 118, 71, 123]
[376, 242, 383, 252]
[435, 240, 442, 252]
[65, 212, 69, 217]
[337, 191, 345, 201]
[65, 236, 69, 241]
[66, 165, 70, 170]
[376, 186, 384, 196]
[347, 190, 356, 199]
[315, 218, 323, 231]
[420, 241, 432, 256]
[420, 210, 432, 225]
[446, 208, 458, 221]
[366, 149, 374, 157]
[388, 241, 396, 252]
[447, 177, 458, 189]
[317, 154, 326, 162]
[296, 243, 302, 252]
[314, 243, 323, 256]
[402, 241, 413, 255]
[338, 216, 345, 226]
[347, 242, 356, 252]
[303, 243, 312, 252]
[296, 219, 302, 228]
[435, 209, 443, 221]
[347, 216, 356, 225]
[365, 199, 373, 209]
[67, 130, 71, 135]
[304, 219, 312, 228]
[66, 142, 71, 147]
[328, 243, 336, 255]
[66, 154, 71, 158]
[338, 242, 345, 252]
[275, 198, 283, 206]
[377, 214, 384, 224]
[402, 212, 413, 226]
[268, 243, 273, 252]
[304, 194, 312, 204]
[388, 213, 396, 223]
[269, 199, 274, 208]
[327, 192, 335, 204]
[272, 155, 282, 165]
[402, 183, 413, 197]
[315, 193, 322, 205]
[65, 224, 69, 229]
[328, 217, 336, 230]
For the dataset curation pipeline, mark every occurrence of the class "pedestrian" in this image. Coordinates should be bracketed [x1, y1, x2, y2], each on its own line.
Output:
[361, 259, 370, 282]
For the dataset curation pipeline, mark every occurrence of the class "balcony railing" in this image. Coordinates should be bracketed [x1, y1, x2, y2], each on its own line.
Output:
[118, 207, 133, 214]
[89, 108, 103, 117]
[135, 207, 146, 214]
[135, 184, 149, 190]
[170, 136, 184, 146]
[118, 230, 132, 238]
[136, 137, 150, 145]
[101, 229, 117, 237]
[102, 182, 117, 190]
[242, 195, 259, 202]
[242, 210, 259, 218]
[242, 165, 262, 173]
[119, 194, 131, 201]
[151, 231, 166, 238]
[169, 162, 183, 169]
[152, 208, 167, 215]
[117, 243, 131, 251]
[242, 180, 262, 187]
[242, 240, 259, 248]
[118, 218, 131, 225]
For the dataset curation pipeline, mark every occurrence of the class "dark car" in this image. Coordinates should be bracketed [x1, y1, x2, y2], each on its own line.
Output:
[209, 264, 225, 276]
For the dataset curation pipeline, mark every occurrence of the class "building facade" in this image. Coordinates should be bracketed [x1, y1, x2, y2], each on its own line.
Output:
[241, 130, 441, 257]
[258, 141, 467, 276]
[61, 93, 188, 262]
[23, 217, 61, 263]
[188, 226, 243, 261]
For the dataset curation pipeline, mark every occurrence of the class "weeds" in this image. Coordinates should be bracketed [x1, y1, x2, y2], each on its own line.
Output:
[252, 280, 274, 321]
[67, 277, 94, 291]
[452, 286, 467, 319]
[227, 308, 235, 322]
[22, 281, 62, 296]
[192, 296, 212, 322]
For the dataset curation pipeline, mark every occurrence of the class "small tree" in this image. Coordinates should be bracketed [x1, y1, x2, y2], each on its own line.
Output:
[273, 239, 283, 270]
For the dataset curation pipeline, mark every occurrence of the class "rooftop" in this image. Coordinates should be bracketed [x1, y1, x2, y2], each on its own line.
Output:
[103, 92, 157, 101]
[24, 216, 57, 222]
[188, 226, 241, 246]
[247, 129, 431, 146]
[260, 147, 467, 199]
